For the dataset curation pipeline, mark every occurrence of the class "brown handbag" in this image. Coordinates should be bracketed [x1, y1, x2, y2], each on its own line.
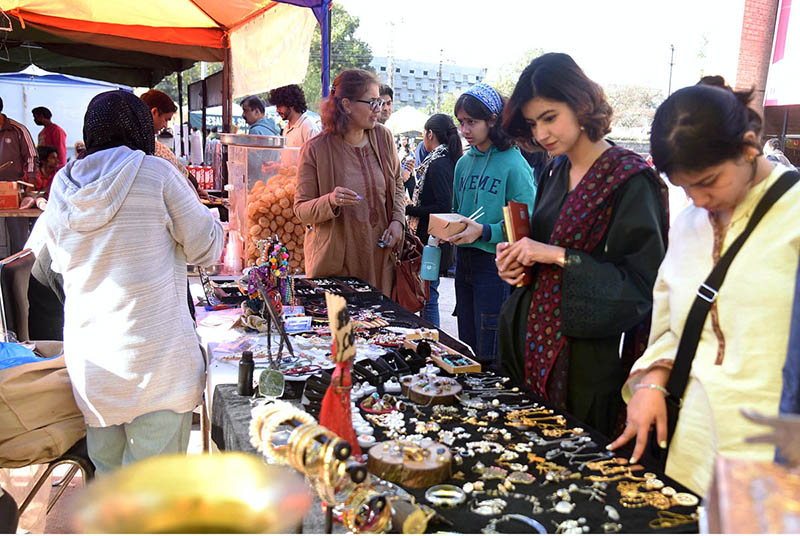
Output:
[375, 129, 429, 312]
[391, 230, 429, 313]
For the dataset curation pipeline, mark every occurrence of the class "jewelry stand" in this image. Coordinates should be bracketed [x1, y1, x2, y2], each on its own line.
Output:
[255, 278, 295, 364]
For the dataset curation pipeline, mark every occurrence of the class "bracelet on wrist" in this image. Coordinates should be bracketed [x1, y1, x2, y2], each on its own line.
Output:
[633, 383, 670, 397]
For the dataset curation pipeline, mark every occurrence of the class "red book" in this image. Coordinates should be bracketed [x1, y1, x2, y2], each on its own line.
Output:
[502, 202, 532, 287]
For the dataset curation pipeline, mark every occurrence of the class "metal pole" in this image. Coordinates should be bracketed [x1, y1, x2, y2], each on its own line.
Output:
[436, 49, 443, 113]
[201, 78, 208, 160]
[781, 107, 789, 151]
[668, 44, 675, 96]
[321, 0, 332, 98]
[177, 71, 185, 157]
[223, 46, 233, 132]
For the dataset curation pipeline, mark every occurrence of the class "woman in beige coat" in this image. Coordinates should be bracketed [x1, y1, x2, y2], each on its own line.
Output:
[294, 69, 405, 296]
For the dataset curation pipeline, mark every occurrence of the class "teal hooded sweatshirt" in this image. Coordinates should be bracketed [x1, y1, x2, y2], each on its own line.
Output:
[452, 144, 536, 254]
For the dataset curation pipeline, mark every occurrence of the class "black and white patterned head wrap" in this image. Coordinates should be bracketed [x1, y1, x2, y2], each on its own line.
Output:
[82, 90, 155, 157]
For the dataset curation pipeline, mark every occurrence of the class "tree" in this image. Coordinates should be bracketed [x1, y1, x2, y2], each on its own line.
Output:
[425, 91, 459, 122]
[697, 34, 710, 79]
[605, 85, 664, 138]
[154, 4, 372, 112]
[301, 4, 374, 111]
[484, 48, 544, 98]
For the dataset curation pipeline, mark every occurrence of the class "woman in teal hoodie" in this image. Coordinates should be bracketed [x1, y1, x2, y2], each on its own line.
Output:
[448, 83, 535, 368]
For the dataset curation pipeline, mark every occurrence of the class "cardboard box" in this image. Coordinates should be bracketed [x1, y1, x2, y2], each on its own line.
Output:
[427, 213, 466, 240]
[0, 182, 19, 209]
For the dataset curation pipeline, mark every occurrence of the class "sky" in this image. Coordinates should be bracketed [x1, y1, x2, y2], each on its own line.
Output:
[336, 0, 748, 92]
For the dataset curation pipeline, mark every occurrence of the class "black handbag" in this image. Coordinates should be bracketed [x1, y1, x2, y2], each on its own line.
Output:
[647, 170, 799, 470]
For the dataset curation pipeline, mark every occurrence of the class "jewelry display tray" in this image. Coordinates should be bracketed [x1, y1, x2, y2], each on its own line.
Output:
[358, 373, 701, 534]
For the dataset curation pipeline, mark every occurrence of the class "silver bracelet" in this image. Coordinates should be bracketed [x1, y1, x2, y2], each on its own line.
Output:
[482, 514, 547, 534]
[634, 383, 670, 396]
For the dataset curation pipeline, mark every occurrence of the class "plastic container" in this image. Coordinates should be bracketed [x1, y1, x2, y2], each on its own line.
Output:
[221, 134, 302, 273]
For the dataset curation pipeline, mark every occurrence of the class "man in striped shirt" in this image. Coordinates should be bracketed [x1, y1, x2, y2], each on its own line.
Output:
[0, 96, 37, 256]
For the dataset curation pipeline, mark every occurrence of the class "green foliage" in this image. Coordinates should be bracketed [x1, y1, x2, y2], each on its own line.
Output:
[425, 91, 460, 122]
[301, 4, 374, 112]
[154, 4, 372, 112]
[485, 48, 545, 98]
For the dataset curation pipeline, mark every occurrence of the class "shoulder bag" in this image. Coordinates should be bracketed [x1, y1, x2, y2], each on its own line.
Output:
[647, 170, 799, 470]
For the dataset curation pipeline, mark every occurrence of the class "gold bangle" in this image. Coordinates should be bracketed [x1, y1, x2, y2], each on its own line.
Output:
[249, 401, 294, 453]
[341, 487, 392, 533]
[258, 407, 315, 465]
[288, 423, 325, 472]
[287, 423, 310, 471]
[289, 424, 326, 472]
[320, 438, 348, 502]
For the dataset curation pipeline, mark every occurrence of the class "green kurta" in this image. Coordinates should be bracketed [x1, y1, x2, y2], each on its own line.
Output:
[499, 158, 668, 437]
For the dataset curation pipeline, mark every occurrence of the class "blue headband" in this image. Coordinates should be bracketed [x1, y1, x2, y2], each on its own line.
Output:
[464, 83, 503, 116]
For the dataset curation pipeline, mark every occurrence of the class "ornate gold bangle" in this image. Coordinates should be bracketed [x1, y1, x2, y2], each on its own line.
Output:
[341, 487, 392, 534]
[319, 438, 349, 502]
[258, 407, 315, 465]
[288, 423, 326, 473]
[249, 402, 290, 447]
[294, 424, 328, 473]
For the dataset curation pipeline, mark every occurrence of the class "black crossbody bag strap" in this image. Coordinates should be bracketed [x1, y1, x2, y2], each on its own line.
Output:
[662, 170, 800, 444]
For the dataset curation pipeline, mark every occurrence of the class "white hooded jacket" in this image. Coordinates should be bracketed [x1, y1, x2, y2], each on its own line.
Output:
[43, 146, 223, 427]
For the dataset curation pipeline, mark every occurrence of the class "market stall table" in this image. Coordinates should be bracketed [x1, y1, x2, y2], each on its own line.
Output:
[200, 278, 701, 534]
[195, 277, 474, 419]
[0, 208, 42, 218]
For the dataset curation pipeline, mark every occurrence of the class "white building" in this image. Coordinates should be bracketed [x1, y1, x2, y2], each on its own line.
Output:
[370, 57, 486, 109]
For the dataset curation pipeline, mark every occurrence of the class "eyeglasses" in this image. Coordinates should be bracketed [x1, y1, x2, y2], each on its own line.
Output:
[354, 98, 383, 112]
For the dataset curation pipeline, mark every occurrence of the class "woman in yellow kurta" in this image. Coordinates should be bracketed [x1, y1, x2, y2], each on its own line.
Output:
[608, 82, 800, 495]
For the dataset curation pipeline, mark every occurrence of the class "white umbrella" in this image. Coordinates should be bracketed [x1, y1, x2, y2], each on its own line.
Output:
[385, 106, 429, 135]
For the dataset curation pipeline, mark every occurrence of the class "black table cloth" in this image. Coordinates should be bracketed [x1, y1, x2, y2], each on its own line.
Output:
[208, 278, 699, 533]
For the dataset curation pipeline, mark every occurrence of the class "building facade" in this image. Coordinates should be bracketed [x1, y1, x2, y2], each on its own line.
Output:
[370, 57, 486, 110]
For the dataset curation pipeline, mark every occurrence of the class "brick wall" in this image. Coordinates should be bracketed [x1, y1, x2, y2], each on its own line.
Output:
[735, 0, 780, 113]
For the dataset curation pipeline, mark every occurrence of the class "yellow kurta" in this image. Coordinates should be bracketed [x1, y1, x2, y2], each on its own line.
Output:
[623, 164, 800, 495]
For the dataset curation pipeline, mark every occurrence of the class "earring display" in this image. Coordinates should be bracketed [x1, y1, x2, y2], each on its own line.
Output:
[406, 374, 462, 405]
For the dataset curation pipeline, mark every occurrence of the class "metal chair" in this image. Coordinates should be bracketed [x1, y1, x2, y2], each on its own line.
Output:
[17, 438, 95, 516]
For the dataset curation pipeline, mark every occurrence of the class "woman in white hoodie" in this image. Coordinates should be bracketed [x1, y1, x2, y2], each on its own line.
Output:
[43, 90, 223, 473]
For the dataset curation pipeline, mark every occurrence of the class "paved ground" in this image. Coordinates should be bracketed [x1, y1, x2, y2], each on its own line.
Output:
[434, 274, 459, 341]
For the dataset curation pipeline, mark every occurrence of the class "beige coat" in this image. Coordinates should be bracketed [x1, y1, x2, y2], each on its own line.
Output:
[294, 124, 405, 292]
[624, 164, 800, 495]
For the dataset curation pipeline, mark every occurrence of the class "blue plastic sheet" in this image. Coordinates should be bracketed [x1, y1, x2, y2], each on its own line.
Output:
[0, 342, 50, 370]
